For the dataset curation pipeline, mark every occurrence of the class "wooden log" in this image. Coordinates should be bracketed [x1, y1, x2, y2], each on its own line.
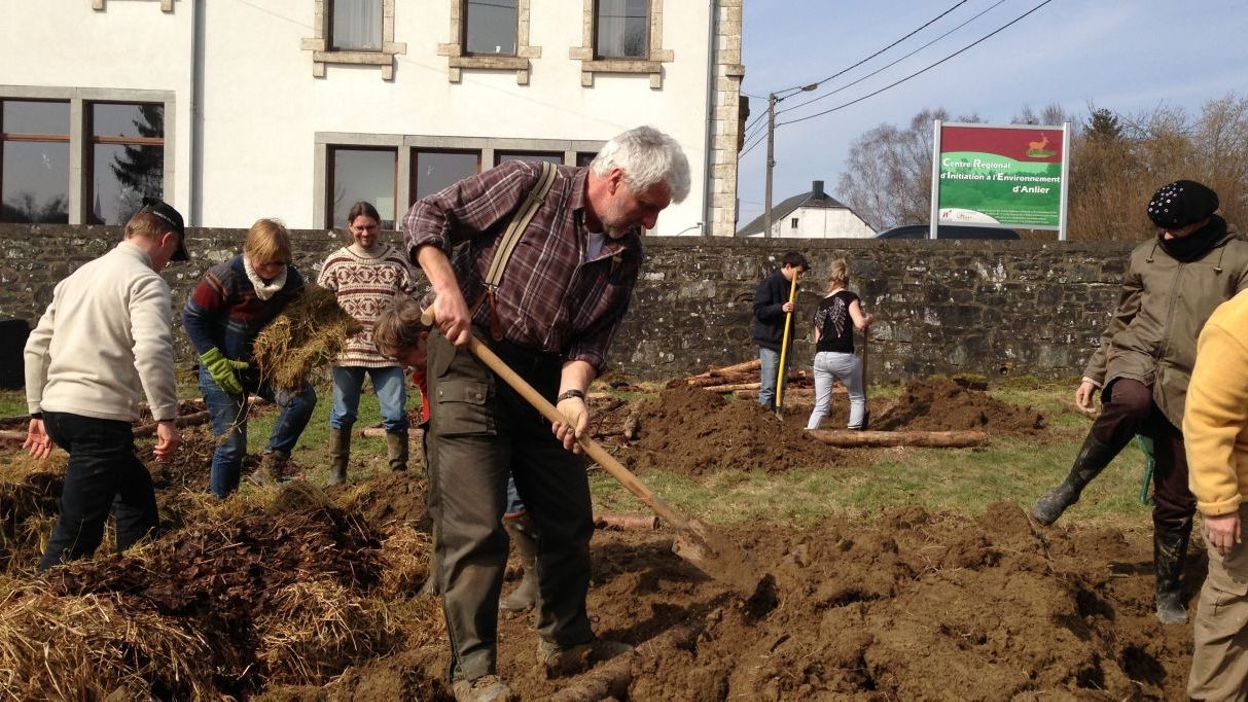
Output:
[550, 652, 635, 702]
[594, 513, 659, 530]
[735, 387, 825, 401]
[666, 359, 762, 388]
[0, 429, 26, 443]
[805, 429, 988, 448]
[703, 381, 761, 393]
[132, 411, 211, 438]
[361, 427, 386, 438]
[705, 358, 762, 377]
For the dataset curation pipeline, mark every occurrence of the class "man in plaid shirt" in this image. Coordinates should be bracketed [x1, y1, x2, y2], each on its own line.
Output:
[404, 126, 690, 702]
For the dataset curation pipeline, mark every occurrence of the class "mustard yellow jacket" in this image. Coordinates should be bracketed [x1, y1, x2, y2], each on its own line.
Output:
[1184, 288, 1248, 516]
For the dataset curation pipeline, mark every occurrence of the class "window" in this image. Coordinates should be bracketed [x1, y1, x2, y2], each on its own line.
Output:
[329, 147, 397, 228]
[412, 150, 479, 201]
[331, 0, 382, 50]
[495, 151, 563, 167]
[595, 0, 649, 59]
[302, 0, 406, 80]
[790, 218, 799, 229]
[0, 100, 70, 223]
[88, 103, 165, 225]
[463, 0, 518, 56]
[571, 0, 672, 88]
[576, 152, 597, 168]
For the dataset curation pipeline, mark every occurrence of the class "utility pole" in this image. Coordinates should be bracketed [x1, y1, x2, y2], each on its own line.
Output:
[763, 85, 816, 239]
[764, 93, 776, 238]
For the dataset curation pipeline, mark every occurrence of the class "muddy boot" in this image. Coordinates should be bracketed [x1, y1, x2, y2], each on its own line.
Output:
[328, 428, 350, 485]
[539, 638, 634, 679]
[451, 674, 514, 702]
[249, 449, 288, 485]
[1031, 434, 1118, 526]
[1154, 520, 1192, 624]
[385, 430, 409, 472]
[500, 515, 538, 613]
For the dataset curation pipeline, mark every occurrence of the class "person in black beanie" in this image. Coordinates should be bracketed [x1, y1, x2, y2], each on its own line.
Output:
[1031, 179, 1248, 624]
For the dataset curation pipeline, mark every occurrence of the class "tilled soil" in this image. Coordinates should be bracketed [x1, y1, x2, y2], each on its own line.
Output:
[874, 378, 1047, 437]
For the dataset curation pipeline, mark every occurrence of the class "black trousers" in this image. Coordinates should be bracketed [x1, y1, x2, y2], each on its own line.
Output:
[38, 412, 158, 571]
[1092, 379, 1195, 531]
[426, 330, 594, 682]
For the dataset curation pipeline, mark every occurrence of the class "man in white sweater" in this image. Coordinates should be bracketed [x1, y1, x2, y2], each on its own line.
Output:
[24, 199, 187, 571]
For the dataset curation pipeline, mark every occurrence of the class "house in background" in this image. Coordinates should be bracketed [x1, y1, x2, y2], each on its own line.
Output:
[736, 180, 875, 239]
[0, 0, 745, 235]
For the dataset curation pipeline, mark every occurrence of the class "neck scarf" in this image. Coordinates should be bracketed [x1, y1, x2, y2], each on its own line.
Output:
[1158, 215, 1227, 263]
[243, 255, 288, 301]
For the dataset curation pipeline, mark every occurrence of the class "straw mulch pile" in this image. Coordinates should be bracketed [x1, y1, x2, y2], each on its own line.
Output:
[253, 285, 362, 391]
[0, 483, 404, 697]
[0, 471, 63, 574]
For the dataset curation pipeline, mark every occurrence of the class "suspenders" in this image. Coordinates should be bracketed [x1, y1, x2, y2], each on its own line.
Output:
[476, 160, 559, 340]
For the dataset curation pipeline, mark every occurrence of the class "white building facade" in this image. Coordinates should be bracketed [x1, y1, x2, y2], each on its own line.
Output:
[737, 180, 875, 239]
[0, 0, 745, 235]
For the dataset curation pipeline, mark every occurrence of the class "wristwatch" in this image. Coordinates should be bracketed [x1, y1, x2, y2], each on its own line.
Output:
[556, 389, 586, 403]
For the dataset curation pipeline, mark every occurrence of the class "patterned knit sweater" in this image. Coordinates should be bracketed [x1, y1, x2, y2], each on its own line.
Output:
[318, 243, 418, 367]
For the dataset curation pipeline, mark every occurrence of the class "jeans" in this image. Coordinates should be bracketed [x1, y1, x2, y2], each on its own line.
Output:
[806, 351, 866, 430]
[504, 474, 525, 517]
[758, 347, 781, 410]
[331, 365, 408, 433]
[199, 365, 317, 499]
[39, 411, 157, 571]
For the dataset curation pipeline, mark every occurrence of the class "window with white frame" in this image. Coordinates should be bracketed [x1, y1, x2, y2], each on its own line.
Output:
[463, 0, 518, 56]
[1, 91, 172, 225]
[302, 0, 406, 80]
[570, 0, 673, 88]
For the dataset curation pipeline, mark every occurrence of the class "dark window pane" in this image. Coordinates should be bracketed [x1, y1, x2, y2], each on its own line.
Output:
[1, 142, 70, 223]
[413, 151, 478, 201]
[2, 100, 69, 136]
[332, 0, 382, 50]
[495, 152, 563, 166]
[576, 152, 597, 168]
[331, 148, 396, 227]
[464, 0, 517, 56]
[92, 103, 164, 139]
[596, 0, 648, 58]
[91, 143, 164, 225]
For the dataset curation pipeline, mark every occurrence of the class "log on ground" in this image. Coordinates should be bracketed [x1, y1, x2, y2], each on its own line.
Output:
[805, 429, 988, 448]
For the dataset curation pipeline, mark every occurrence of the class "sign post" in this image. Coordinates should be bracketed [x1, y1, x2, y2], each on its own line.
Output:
[931, 122, 1070, 240]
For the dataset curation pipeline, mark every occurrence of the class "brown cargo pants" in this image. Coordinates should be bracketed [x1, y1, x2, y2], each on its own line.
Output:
[1189, 504, 1248, 701]
[426, 329, 595, 683]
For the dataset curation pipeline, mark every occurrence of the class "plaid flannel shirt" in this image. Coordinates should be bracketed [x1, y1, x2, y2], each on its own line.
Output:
[402, 160, 641, 372]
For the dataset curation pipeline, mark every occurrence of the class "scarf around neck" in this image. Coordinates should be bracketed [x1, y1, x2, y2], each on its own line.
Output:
[1158, 215, 1227, 263]
[243, 255, 288, 300]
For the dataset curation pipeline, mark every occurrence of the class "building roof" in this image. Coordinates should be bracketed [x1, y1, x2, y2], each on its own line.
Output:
[736, 180, 853, 236]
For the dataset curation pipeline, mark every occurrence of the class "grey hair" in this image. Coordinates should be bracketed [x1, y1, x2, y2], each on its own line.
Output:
[590, 126, 691, 203]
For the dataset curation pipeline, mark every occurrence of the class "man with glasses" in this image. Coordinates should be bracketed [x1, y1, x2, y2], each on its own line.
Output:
[24, 199, 188, 570]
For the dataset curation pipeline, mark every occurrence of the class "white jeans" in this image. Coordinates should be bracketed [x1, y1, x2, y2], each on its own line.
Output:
[806, 351, 866, 430]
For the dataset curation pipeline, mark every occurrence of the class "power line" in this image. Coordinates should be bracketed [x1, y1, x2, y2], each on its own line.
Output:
[777, 0, 1010, 116]
[772, 0, 969, 96]
[777, 0, 1058, 128]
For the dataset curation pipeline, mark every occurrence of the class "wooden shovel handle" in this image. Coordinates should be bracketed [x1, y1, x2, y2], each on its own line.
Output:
[421, 305, 698, 533]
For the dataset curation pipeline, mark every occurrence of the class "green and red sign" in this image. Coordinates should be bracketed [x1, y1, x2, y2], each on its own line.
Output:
[934, 123, 1068, 232]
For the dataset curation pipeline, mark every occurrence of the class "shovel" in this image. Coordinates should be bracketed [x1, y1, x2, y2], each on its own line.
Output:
[423, 309, 760, 593]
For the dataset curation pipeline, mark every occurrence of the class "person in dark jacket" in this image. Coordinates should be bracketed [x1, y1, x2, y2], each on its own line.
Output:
[752, 251, 809, 410]
[1032, 180, 1248, 625]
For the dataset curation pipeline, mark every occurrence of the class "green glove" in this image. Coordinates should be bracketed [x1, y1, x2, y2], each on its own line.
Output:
[200, 347, 250, 396]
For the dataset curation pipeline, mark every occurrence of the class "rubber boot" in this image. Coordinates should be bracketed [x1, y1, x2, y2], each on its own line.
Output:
[385, 430, 409, 472]
[1031, 434, 1118, 526]
[500, 516, 539, 613]
[1154, 519, 1192, 624]
[329, 428, 350, 485]
[249, 449, 288, 485]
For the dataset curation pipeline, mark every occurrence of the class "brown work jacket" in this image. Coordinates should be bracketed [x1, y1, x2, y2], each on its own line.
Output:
[1084, 220, 1248, 428]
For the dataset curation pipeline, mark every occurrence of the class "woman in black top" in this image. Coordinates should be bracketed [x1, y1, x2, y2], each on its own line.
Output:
[805, 259, 873, 430]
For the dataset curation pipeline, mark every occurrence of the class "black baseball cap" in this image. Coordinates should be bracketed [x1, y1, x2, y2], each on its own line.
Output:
[140, 197, 189, 261]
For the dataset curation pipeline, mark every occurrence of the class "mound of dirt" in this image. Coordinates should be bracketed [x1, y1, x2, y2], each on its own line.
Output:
[338, 470, 432, 532]
[874, 378, 1046, 436]
[626, 388, 850, 475]
[479, 501, 1198, 700]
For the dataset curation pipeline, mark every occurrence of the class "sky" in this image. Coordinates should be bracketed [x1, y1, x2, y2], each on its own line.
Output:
[737, 0, 1248, 228]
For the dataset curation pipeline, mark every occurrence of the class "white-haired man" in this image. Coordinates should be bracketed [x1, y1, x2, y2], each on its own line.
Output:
[404, 125, 690, 702]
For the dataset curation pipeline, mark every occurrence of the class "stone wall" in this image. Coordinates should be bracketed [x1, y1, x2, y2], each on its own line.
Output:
[0, 224, 1135, 383]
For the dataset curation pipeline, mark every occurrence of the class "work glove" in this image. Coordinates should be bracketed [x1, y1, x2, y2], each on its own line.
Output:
[200, 347, 250, 396]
